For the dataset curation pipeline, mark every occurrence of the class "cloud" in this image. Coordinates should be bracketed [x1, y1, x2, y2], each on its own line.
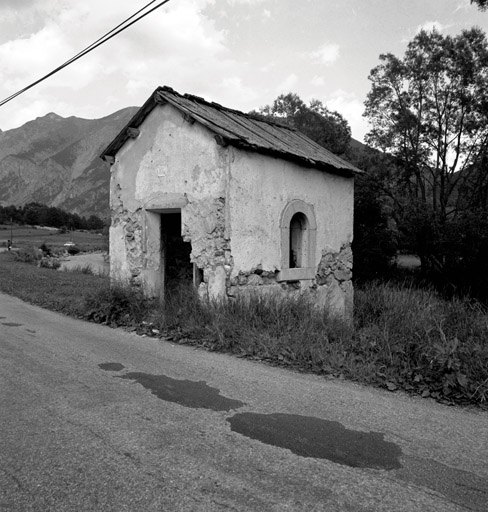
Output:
[311, 75, 325, 87]
[0, 26, 73, 85]
[311, 42, 340, 66]
[416, 20, 448, 33]
[276, 73, 298, 93]
[4, 91, 71, 129]
[214, 76, 261, 108]
[324, 90, 368, 142]
[454, 1, 471, 13]
[0, 0, 35, 10]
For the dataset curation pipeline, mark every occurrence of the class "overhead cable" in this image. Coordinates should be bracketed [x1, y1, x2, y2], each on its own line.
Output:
[0, 0, 172, 107]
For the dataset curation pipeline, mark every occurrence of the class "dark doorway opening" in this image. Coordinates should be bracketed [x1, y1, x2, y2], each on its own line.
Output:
[161, 212, 193, 294]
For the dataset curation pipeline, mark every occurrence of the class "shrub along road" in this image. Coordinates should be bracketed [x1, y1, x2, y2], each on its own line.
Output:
[1, 291, 487, 511]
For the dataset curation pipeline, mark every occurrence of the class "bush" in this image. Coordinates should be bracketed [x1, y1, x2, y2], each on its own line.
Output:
[14, 246, 42, 264]
[39, 257, 61, 270]
[83, 284, 151, 326]
[39, 242, 51, 256]
[67, 246, 81, 255]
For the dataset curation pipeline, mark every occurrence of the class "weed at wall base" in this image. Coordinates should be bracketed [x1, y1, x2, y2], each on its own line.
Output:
[83, 284, 151, 326]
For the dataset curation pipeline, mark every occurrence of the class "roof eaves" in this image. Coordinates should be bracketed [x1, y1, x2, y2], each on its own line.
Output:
[224, 137, 360, 177]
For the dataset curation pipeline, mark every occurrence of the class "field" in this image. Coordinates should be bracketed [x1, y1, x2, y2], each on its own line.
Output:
[0, 225, 108, 252]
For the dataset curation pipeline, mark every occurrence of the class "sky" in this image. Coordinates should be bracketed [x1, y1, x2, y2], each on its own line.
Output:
[1, 0, 488, 142]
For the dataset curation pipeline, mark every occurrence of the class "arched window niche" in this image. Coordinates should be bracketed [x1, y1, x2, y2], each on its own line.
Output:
[277, 200, 317, 282]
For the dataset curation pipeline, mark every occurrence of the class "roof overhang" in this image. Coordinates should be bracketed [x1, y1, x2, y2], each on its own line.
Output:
[100, 86, 362, 178]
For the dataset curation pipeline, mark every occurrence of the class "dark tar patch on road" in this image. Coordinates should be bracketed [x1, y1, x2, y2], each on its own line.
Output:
[99, 362, 125, 371]
[118, 372, 245, 411]
[2, 322, 22, 327]
[227, 412, 402, 470]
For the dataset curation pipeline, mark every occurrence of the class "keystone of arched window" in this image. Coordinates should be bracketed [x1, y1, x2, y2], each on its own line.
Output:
[277, 200, 317, 282]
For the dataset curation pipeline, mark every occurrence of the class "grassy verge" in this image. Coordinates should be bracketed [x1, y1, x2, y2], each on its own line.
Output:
[0, 251, 109, 316]
[0, 250, 486, 407]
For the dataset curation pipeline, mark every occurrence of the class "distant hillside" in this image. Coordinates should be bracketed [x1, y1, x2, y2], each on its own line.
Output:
[349, 137, 367, 153]
[0, 107, 368, 219]
[0, 107, 138, 218]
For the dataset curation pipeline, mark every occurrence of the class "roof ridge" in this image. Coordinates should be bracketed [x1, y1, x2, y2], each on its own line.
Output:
[157, 85, 297, 131]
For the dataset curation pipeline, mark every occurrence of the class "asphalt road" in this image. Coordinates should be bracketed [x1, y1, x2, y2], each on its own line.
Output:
[0, 292, 487, 511]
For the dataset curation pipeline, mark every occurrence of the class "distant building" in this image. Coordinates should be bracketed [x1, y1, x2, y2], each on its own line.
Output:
[101, 86, 360, 317]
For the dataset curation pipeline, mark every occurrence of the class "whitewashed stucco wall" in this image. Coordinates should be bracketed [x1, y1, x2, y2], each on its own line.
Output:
[111, 104, 226, 207]
[109, 104, 229, 295]
[227, 148, 353, 276]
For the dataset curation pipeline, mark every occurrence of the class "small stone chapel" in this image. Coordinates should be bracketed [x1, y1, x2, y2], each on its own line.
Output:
[101, 86, 361, 317]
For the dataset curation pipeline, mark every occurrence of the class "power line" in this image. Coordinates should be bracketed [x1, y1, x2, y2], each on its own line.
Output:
[0, 0, 172, 108]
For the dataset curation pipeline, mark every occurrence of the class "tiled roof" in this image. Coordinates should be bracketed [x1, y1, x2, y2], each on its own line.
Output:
[101, 86, 361, 177]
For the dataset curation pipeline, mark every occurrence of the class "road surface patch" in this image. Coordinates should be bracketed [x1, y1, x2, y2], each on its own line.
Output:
[118, 371, 245, 412]
[227, 412, 402, 470]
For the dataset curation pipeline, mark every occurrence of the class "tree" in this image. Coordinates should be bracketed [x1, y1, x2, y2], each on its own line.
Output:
[472, 0, 488, 10]
[253, 93, 351, 155]
[22, 202, 44, 225]
[87, 214, 105, 231]
[350, 148, 398, 280]
[365, 28, 488, 222]
[364, 27, 488, 291]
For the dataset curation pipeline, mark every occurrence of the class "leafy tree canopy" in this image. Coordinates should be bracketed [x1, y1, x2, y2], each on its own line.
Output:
[364, 27, 488, 222]
[252, 92, 351, 155]
[472, 0, 488, 10]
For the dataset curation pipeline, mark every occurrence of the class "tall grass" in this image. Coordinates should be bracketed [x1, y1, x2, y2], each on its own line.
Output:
[63, 263, 95, 275]
[354, 283, 488, 403]
[150, 283, 488, 405]
[160, 288, 351, 365]
[84, 284, 152, 326]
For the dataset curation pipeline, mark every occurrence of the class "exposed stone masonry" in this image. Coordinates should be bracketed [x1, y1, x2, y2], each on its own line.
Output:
[224, 243, 353, 318]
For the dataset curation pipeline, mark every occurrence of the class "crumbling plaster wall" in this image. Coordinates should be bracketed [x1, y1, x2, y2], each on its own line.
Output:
[110, 104, 230, 298]
[227, 148, 354, 317]
[109, 102, 355, 316]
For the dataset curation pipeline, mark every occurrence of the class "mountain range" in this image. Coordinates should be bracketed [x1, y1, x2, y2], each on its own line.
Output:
[0, 107, 138, 219]
[0, 107, 365, 219]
